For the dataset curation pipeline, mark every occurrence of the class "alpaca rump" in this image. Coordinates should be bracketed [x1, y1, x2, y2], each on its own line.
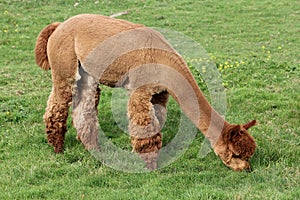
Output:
[35, 14, 257, 171]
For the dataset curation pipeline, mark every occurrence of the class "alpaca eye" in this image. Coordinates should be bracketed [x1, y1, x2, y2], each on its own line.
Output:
[230, 131, 236, 137]
[239, 131, 245, 135]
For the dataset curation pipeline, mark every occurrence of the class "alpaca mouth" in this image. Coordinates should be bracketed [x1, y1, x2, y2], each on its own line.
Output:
[232, 154, 241, 158]
[232, 154, 249, 161]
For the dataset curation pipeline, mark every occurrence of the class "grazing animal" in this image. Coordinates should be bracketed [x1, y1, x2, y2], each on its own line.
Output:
[35, 14, 257, 171]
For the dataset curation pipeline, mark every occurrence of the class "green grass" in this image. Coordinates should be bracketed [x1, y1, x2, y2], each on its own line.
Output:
[1, 0, 299, 199]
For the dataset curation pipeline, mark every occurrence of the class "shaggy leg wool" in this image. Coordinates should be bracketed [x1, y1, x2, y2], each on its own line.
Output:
[72, 66, 100, 151]
[131, 132, 162, 170]
[43, 83, 73, 153]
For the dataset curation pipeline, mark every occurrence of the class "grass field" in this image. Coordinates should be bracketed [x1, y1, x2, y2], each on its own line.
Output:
[0, 0, 299, 199]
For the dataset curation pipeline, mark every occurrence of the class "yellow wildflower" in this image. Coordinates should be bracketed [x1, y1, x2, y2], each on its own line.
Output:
[222, 82, 228, 87]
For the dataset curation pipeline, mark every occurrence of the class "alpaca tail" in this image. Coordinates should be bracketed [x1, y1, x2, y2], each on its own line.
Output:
[34, 22, 61, 70]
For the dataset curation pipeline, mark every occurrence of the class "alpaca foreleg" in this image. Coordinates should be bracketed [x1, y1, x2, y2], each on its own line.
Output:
[43, 84, 72, 153]
[72, 67, 100, 151]
[128, 87, 166, 170]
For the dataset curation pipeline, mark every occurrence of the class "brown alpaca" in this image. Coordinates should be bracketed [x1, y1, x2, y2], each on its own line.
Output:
[35, 14, 257, 171]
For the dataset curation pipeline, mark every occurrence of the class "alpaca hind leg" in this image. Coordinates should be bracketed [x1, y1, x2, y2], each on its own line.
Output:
[128, 86, 166, 170]
[71, 78, 100, 125]
[43, 81, 73, 153]
[72, 66, 100, 151]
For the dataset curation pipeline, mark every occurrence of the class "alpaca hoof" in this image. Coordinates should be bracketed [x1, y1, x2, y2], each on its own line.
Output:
[139, 151, 159, 170]
[145, 161, 157, 170]
[54, 145, 64, 153]
[85, 144, 100, 152]
[47, 134, 65, 153]
[77, 135, 100, 152]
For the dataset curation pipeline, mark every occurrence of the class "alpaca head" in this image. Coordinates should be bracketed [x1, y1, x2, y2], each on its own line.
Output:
[214, 120, 257, 171]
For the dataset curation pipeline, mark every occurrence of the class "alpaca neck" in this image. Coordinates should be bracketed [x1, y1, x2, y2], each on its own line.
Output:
[170, 78, 229, 145]
[165, 58, 230, 146]
[195, 89, 229, 145]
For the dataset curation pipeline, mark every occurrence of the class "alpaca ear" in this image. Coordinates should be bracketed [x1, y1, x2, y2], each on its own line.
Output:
[243, 120, 257, 130]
